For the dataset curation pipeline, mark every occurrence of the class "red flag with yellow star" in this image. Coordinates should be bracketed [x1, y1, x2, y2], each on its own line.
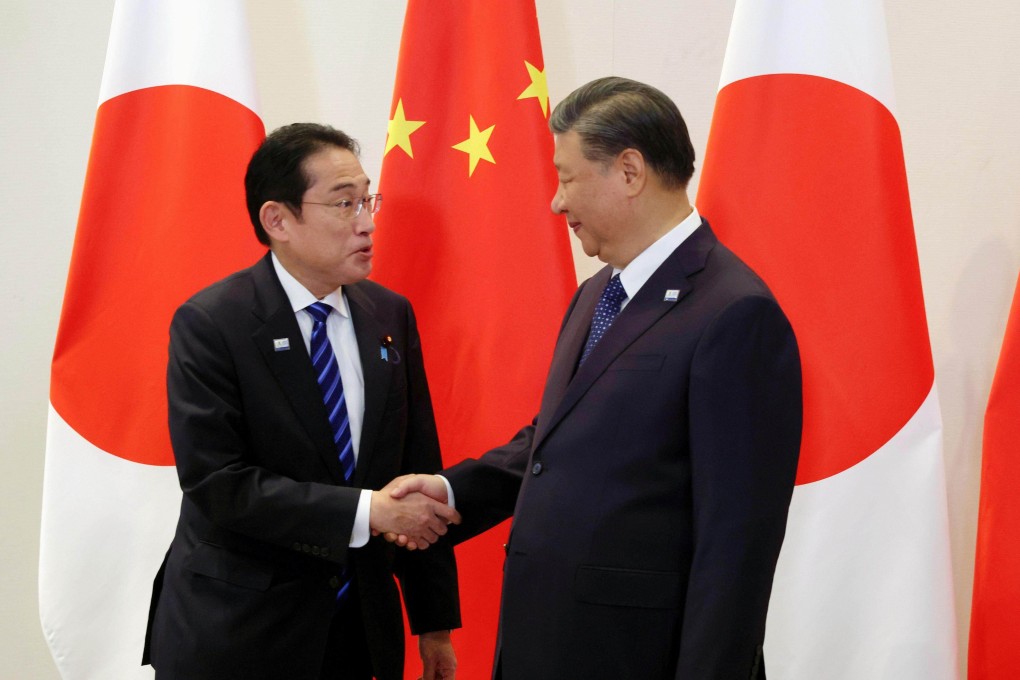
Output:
[373, 2, 575, 676]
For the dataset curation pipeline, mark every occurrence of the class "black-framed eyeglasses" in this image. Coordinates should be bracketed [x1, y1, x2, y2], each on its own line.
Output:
[302, 193, 382, 220]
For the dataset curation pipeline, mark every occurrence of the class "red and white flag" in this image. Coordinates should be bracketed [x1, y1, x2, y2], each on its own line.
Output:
[698, 1, 958, 677]
[372, 2, 576, 676]
[969, 272, 1020, 679]
[39, 2, 265, 677]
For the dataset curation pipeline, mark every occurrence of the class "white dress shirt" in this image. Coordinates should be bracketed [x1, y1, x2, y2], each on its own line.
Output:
[272, 253, 372, 547]
[616, 206, 702, 306]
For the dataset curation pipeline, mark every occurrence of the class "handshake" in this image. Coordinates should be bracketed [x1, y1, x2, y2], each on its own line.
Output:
[369, 474, 457, 550]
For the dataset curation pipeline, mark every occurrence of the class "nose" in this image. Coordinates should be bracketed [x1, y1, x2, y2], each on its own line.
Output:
[354, 208, 376, 234]
[551, 186, 565, 215]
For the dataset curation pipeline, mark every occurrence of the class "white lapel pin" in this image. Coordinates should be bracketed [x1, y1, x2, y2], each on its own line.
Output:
[664, 289, 680, 302]
[273, 338, 291, 352]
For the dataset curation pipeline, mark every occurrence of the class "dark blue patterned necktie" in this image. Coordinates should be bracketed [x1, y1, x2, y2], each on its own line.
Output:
[580, 274, 628, 365]
[305, 302, 355, 483]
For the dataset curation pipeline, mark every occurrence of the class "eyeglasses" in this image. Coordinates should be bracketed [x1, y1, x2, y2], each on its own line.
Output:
[302, 193, 382, 220]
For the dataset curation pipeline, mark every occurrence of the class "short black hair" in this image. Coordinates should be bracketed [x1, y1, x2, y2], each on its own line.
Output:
[549, 77, 695, 189]
[244, 123, 360, 245]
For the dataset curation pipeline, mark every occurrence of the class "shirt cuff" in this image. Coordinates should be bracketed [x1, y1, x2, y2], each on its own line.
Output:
[438, 474, 455, 509]
[349, 489, 373, 548]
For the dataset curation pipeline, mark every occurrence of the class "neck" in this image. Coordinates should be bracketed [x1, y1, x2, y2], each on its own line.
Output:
[272, 248, 338, 299]
[611, 191, 693, 269]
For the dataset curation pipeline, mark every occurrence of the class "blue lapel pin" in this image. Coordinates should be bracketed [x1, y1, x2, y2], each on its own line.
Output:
[379, 335, 401, 364]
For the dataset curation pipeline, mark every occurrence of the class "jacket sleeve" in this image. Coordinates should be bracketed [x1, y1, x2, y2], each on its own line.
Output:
[676, 293, 802, 678]
[439, 278, 589, 544]
[391, 300, 462, 634]
[441, 419, 536, 544]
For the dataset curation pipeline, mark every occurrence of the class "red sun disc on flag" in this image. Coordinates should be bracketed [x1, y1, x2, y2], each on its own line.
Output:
[699, 74, 934, 485]
[50, 85, 265, 466]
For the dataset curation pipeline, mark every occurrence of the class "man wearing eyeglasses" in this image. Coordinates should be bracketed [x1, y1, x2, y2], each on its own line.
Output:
[143, 123, 461, 680]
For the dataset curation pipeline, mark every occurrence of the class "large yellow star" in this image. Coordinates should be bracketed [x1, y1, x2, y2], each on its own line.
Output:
[452, 115, 496, 177]
[517, 61, 549, 117]
[385, 99, 425, 158]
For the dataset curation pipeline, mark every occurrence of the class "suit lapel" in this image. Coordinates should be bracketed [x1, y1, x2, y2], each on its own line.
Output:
[533, 266, 609, 445]
[534, 221, 717, 451]
[344, 283, 391, 487]
[249, 255, 348, 484]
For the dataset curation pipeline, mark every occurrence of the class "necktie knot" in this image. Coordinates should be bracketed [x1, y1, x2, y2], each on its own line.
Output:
[602, 274, 627, 307]
[305, 301, 332, 325]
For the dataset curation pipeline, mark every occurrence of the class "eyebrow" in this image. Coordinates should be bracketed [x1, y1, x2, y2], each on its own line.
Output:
[328, 178, 372, 194]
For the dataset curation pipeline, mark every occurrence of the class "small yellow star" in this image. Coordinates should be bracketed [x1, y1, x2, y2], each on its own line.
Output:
[385, 99, 426, 158]
[452, 115, 496, 176]
[517, 61, 549, 117]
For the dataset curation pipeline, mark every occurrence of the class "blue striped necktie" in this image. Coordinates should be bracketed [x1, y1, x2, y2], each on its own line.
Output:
[305, 302, 355, 483]
[579, 274, 628, 365]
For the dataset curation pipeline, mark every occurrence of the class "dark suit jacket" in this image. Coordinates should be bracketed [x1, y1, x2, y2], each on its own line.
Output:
[143, 253, 459, 680]
[443, 221, 801, 679]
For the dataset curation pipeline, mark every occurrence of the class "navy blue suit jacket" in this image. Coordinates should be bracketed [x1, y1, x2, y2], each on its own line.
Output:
[444, 221, 801, 679]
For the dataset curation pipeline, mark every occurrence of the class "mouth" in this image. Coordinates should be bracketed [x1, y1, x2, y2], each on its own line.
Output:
[567, 221, 581, 233]
[356, 242, 374, 258]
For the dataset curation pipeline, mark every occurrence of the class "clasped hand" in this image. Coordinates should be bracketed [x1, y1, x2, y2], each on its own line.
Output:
[369, 474, 458, 550]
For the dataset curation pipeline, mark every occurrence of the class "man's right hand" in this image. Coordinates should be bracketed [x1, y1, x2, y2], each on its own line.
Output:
[369, 475, 459, 550]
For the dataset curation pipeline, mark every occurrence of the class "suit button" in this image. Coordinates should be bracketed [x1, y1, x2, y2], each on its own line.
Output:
[302, 544, 311, 553]
[311, 546, 321, 556]
[329, 576, 340, 589]
[293, 542, 302, 552]
[321, 547, 330, 558]
[531, 462, 543, 475]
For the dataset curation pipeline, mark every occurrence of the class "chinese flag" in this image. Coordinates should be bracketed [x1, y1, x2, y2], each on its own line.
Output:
[372, 2, 575, 677]
[969, 272, 1020, 679]
[39, 1, 265, 677]
[698, 0, 957, 677]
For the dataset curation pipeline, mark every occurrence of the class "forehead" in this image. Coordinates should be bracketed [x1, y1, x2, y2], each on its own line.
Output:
[553, 130, 594, 171]
[554, 128, 579, 161]
[302, 145, 370, 194]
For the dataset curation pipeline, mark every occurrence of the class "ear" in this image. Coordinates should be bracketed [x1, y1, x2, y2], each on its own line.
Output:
[617, 148, 646, 197]
[260, 201, 291, 244]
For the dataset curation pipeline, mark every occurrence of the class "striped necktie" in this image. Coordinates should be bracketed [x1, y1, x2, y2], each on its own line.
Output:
[305, 302, 355, 483]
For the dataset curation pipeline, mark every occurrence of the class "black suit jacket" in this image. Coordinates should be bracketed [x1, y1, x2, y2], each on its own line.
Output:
[144, 253, 459, 680]
[444, 221, 801, 679]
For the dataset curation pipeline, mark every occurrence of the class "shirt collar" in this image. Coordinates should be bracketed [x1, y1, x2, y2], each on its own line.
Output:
[270, 252, 349, 318]
[617, 206, 701, 300]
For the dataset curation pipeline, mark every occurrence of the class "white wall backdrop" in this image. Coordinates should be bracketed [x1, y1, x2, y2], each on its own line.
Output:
[2, 1, 1017, 677]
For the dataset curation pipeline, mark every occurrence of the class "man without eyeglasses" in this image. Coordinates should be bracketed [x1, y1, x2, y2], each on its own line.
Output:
[387, 77, 802, 679]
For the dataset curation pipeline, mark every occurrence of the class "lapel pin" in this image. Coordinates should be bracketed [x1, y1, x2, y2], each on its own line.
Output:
[664, 289, 680, 302]
[379, 335, 401, 364]
[273, 338, 291, 352]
